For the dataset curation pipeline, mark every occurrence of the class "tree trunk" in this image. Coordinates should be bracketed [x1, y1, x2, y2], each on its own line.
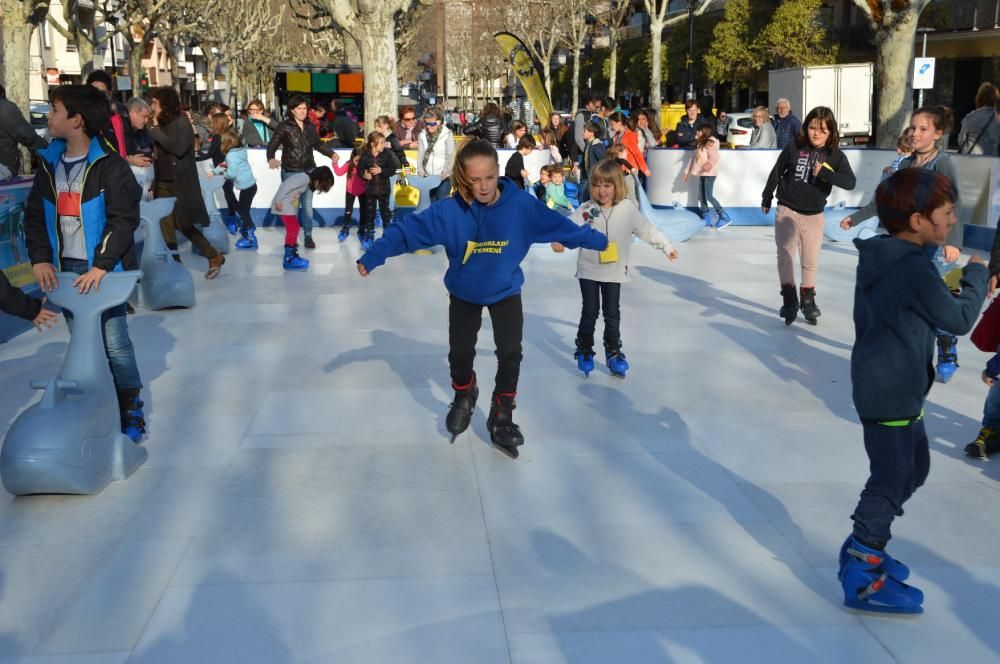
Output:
[355, 15, 398, 125]
[649, 19, 663, 109]
[204, 52, 217, 102]
[571, 46, 582, 117]
[77, 34, 95, 78]
[608, 32, 619, 99]
[1, 17, 35, 174]
[543, 60, 552, 99]
[127, 37, 144, 94]
[872, 13, 919, 148]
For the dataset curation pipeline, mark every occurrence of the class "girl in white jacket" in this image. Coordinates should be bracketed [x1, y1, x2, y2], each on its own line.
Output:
[553, 159, 678, 378]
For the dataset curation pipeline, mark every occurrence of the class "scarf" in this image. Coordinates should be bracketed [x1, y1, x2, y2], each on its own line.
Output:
[422, 128, 442, 173]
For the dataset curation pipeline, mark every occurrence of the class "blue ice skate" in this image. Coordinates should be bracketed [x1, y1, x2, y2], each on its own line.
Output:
[235, 229, 258, 250]
[839, 536, 923, 614]
[935, 335, 958, 383]
[360, 235, 374, 251]
[122, 395, 146, 443]
[702, 210, 714, 227]
[338, 226, 350, 242]
[838, 535, 910, 581]
[574, 340, 595, 378]
[605, 342, 629, 378]
[715, 210, 733, 230]
[282, 246, 309, 271]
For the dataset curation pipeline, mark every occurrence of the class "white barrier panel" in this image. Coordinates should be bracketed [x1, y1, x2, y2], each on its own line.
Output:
[226, 148, 998, 247]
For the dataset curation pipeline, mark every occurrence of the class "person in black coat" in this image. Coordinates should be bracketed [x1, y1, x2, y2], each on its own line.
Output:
[327, 99, 360, 148]
[0, 271, 57, 329]
[148, 86, 224, 278]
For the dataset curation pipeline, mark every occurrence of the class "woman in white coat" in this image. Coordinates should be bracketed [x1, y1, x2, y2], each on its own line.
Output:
[416, 106, 456, 201]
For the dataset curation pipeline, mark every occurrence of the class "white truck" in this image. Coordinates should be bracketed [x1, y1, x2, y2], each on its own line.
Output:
[768, 63, 874, 145]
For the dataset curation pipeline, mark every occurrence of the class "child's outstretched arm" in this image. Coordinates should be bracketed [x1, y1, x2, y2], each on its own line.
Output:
[357, 206, 448, 276]
[911, 255, 988, 335]
[632, 210, 678, 261]
[529, 199, 607, 250]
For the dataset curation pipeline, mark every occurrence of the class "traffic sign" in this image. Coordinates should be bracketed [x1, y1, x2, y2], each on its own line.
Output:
[913, 57, 935, 90]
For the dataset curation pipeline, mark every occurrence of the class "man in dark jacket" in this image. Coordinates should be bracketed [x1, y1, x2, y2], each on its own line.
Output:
[327, 99, 360, 148]
[773, 98, 802, 150]
[268, 95, 340, 247]
[0, 85, 48, 175]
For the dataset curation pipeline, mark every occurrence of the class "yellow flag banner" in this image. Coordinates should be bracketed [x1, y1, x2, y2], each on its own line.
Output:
[493, 32, 555, 124]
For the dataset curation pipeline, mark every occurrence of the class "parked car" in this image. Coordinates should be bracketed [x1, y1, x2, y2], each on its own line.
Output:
[29, 102, 50, 142]
[725, 112, 754, 147]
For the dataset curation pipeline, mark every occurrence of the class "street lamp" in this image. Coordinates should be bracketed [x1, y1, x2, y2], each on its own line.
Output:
[686, 0, 695, 101]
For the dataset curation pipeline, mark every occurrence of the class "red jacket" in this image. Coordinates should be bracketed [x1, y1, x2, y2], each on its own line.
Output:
[616, 128, 650, 176]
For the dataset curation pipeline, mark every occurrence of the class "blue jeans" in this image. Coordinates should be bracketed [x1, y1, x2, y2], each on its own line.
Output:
[280, 169, 315, 235]
[577, 279, 622, 347]
[60, 258, 142, 392]
[851, 417, 929, 549]
[699, 176, 723, 215]
[983, 381, 1000, 428]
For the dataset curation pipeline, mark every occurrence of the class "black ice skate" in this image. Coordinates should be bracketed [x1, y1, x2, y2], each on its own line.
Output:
[446, 375, 478, 443]
[487, 392, 524, 459]
[779, 284, 799, 325]
[800, 286, 821, 325]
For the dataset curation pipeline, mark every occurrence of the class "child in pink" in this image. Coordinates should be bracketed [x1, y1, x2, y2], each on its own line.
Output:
[335, 147, 366, 241]
[683, 124, 732, 229]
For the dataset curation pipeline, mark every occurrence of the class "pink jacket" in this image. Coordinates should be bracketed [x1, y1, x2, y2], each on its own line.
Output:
[335, 160, 367, 196]
[685, 136, 720, 178]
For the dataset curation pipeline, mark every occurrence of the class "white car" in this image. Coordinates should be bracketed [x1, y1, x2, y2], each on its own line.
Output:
[725, 112, 754, 148]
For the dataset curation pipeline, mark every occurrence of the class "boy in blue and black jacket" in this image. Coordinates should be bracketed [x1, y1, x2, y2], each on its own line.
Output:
[839, 168, 987, 615]
[23, 85, 147, 442]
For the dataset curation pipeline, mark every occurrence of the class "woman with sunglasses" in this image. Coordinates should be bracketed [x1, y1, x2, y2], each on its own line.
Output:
[394, 106, 424, 150]
[417, 106, 455, 201]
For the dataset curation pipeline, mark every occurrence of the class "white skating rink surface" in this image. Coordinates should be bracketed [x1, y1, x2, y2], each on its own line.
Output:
[2, 225, 999, 664]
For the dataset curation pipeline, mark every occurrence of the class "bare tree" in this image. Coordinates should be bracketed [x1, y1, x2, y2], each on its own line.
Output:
[45, 1, 98, 76]
[1, 0, 50, 114]
[595, 0, 630, 99]
[561, 0, 593, 114]
[643, 0, 711, 108]
[289, 0, 429, 123]
[501, 0, 564, 98]
[851, 0, 932, 147]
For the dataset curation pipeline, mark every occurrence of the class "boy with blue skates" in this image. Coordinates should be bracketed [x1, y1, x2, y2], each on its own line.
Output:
[842, 168, 987, 614]
[552, 160, 677, 378]
[356, 139, 608, 459]
[24, 85, 148, 442]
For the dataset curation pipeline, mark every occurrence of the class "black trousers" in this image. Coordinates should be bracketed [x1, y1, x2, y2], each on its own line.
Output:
[448, 294, 523, 394]
[577, 279, 622, 348]
[361, 194, 391, 237]
[343, 192, 365, 226]
[851, 417, 930, 549]
[222, 179, 239, 215]
[237, 185, 257, 233]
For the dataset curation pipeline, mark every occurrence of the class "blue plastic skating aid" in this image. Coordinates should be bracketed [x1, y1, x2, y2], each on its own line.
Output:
[822, 202, 879, 243]
[839, 535, 910, 582]
[633, 174, 704, 243]
[196, 175, 231, 256]
[1, 271, 148, 495]
[840, 537, 923, 614]
[137, 198, 196, 311]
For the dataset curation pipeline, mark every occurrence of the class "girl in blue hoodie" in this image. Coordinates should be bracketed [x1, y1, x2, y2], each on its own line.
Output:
[356, 139, 608, 459]
[841, 168, 987, 615]
[211, 130, 258, 249]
